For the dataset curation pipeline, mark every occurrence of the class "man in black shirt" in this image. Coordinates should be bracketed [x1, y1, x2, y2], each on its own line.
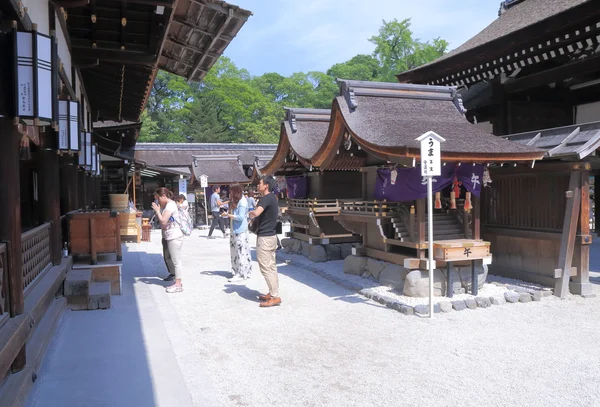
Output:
[249, 175, 281, 307]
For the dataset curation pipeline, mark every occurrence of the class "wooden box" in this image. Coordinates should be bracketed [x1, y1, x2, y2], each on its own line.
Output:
[433, 239, 491, 262]
[92, 265, 122, 295]
[68, 210, 122, 265]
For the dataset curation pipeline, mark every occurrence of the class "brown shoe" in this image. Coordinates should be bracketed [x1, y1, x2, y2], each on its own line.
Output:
[259, 297, 282, 307]
[258, 293, 272, 301]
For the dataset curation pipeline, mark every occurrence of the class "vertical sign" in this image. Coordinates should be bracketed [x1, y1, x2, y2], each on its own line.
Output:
[78, 132, 86, 166]
[200, 175, 208, 227]
[200, 175, 208, 188]
[85, 132, 92, 169]
[36, 34, 52, 122]
[58, 100, 69, 149]
[178, 177, 187, 195]
[69, 101, 79, 150]
[16, 32, 34, 117]
[416, 131, 445, 318]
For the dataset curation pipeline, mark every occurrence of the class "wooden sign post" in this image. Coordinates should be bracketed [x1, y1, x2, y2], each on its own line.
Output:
[200, 174, 208, 227]
[416, 131, 445, 318]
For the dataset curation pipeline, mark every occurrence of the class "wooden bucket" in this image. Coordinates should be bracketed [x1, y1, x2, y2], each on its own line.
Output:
[109, 194, 129, 211]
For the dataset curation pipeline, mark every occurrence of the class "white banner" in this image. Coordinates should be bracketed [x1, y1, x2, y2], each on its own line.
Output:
[85, 132, 92, 167]
[69, 101, 79, 150]
[78, 132, 86, 165]
[179, 178, 187, 195]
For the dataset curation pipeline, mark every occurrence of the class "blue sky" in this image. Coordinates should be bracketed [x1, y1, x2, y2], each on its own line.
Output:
[223, 0, 501, 76]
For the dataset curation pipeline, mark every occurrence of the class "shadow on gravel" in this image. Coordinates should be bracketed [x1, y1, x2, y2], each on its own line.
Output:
[201, 270, 232, 279]
[223, 284, 263, 302]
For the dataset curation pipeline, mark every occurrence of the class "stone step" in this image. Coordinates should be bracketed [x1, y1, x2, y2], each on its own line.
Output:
[88, 282, 112, 310]
[64, 269, 92, 310]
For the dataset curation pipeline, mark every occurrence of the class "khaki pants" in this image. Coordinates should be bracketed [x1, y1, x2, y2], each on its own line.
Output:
[162, 237, 184, 279]
[256, 235, 279, 297]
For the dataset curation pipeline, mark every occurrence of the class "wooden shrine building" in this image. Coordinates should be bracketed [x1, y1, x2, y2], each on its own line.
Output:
[257, 108, 364, 245]
[396, 0, 599, 297]
[0, 0, 251, 403]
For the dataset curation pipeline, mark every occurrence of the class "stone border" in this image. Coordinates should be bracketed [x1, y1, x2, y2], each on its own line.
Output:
[278, 253, 554, 317]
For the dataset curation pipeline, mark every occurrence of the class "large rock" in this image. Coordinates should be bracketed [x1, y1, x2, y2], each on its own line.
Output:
[340, 243, 353, 259]
[309, 245, 327, 263]
[378, 264, 409, 291]
[292, 240, 302, 255]
[366, 258, 386, 280]
[325, 244, 342, 261]
[343, 255, 368, 276]
[403, 269, 447, 297]
[280, 238, 295, 248]
[301, 241, 312, 258]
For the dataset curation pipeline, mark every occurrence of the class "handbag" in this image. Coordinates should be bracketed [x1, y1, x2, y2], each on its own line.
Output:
[248, 216, 260, 234]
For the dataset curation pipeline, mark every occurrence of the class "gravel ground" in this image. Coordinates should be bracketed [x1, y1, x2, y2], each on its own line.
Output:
[141, 228, 600, 407]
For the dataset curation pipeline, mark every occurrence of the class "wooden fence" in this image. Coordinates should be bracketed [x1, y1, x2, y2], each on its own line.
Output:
[21, 223, 52, 293]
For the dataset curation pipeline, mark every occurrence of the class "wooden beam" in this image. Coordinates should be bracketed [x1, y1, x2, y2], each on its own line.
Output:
[187, 8, 234, 81]
[472, 194, 481, 240]
[555, 170, 581, 298]
[505, 53, 600, 94]
[71, 47, 157, 64]
[570, 167, 594, 296]
[55, 0, 173, 7]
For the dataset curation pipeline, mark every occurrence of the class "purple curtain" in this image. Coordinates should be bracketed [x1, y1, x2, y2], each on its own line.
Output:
[375, 164, 484, 202]
[286, 176, 307, 199]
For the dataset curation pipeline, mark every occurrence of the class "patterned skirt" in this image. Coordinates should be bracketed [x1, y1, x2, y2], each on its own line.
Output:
[230, 231, 252, 278]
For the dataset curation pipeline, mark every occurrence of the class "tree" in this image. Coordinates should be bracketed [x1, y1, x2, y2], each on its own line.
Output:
[327, 54, 383, 82]
[369, 18, 448, 82]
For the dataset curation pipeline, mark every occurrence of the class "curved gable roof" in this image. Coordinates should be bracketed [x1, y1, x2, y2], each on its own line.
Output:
[311, 80, 545, 167]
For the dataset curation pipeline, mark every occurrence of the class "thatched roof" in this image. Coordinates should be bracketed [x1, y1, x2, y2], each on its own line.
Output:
[504, 120, 600, 159]
[191, 154, 250, 185]
[310, 80, 545, 167]
[132, 143, 277, 167]
[396, 0, 595, 85]
[284, 108, 331, 160]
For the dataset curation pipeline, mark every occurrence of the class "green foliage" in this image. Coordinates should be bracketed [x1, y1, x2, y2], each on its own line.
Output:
[139, 18, 448, 144]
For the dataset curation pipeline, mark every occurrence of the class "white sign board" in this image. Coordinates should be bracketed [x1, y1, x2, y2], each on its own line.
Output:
[200, 174, 208, 188]
[178, 178, 187, 195]
[417, 131, 445, 177]
[16, 32, 34, 117]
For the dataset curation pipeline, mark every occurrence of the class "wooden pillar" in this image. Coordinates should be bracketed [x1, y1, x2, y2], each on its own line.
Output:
[594, 174, 599, 233]
[78, 168, 87, 210]
[38, 132, 62, 265]
[472, 194, 481, 240]
[417, 198, 426, 258]
[555, 168, 581, 298]
[491, 81, 508, 136]
[60, 156, 79, 212]
[571, 167, 595, 297]
[0, 119, 26, 372]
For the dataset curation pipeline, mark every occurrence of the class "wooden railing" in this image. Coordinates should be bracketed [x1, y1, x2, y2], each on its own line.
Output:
[339, 200, 405, 217]
[0, 243, 8, 322]
[287, 198, 342, 213]
[21, 223, 52, 293]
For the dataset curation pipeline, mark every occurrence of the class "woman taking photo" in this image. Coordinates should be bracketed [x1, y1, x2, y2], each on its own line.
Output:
[152, 187, 184, 293]
[222, 183, 252, 282]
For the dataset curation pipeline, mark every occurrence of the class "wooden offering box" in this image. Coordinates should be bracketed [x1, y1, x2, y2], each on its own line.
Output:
[433, 239, 491, 263]
[68, 210, 123, 265]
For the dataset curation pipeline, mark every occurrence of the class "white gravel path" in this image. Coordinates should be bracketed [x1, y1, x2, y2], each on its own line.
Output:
[140, 228, 600, 407]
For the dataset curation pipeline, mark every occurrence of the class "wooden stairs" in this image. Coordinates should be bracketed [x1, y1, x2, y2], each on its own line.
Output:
[391, 212, 465, 242]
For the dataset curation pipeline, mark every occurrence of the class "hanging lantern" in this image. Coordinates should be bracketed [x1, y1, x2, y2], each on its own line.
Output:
[464, 192, 472, 211]
[434, 192, 442, 209]
[0, 23, 59, 127]
[91, 144, 97, 173]
[84, 132, 92, 170]
[96, 151, 101, 176]
[78, 131, 86, 166]
[58, 100, 79, 151]
[450, 191, 457, 209]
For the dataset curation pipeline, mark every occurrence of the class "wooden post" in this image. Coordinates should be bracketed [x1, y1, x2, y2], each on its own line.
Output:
[132, 171, 136, 209]
[472, 194, 481, 240]
[555, 169, 581, 298]
[595, 174, 600, 233]
[417, 199, 426, 258]
[78, 168, 87, 210]
[38, 132, 62, 265]
[0, 119, 26, 372]
[571, 167, 595, 297]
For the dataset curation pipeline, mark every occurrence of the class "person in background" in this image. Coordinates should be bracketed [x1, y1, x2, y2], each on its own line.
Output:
[176, 194, 189, 211]
[222, 183, 252, 282]
[152, 187, 184, 293]
[247, 190, 256, 212]
[249, 175, 282, 307]
[208, 185, 228, 239]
